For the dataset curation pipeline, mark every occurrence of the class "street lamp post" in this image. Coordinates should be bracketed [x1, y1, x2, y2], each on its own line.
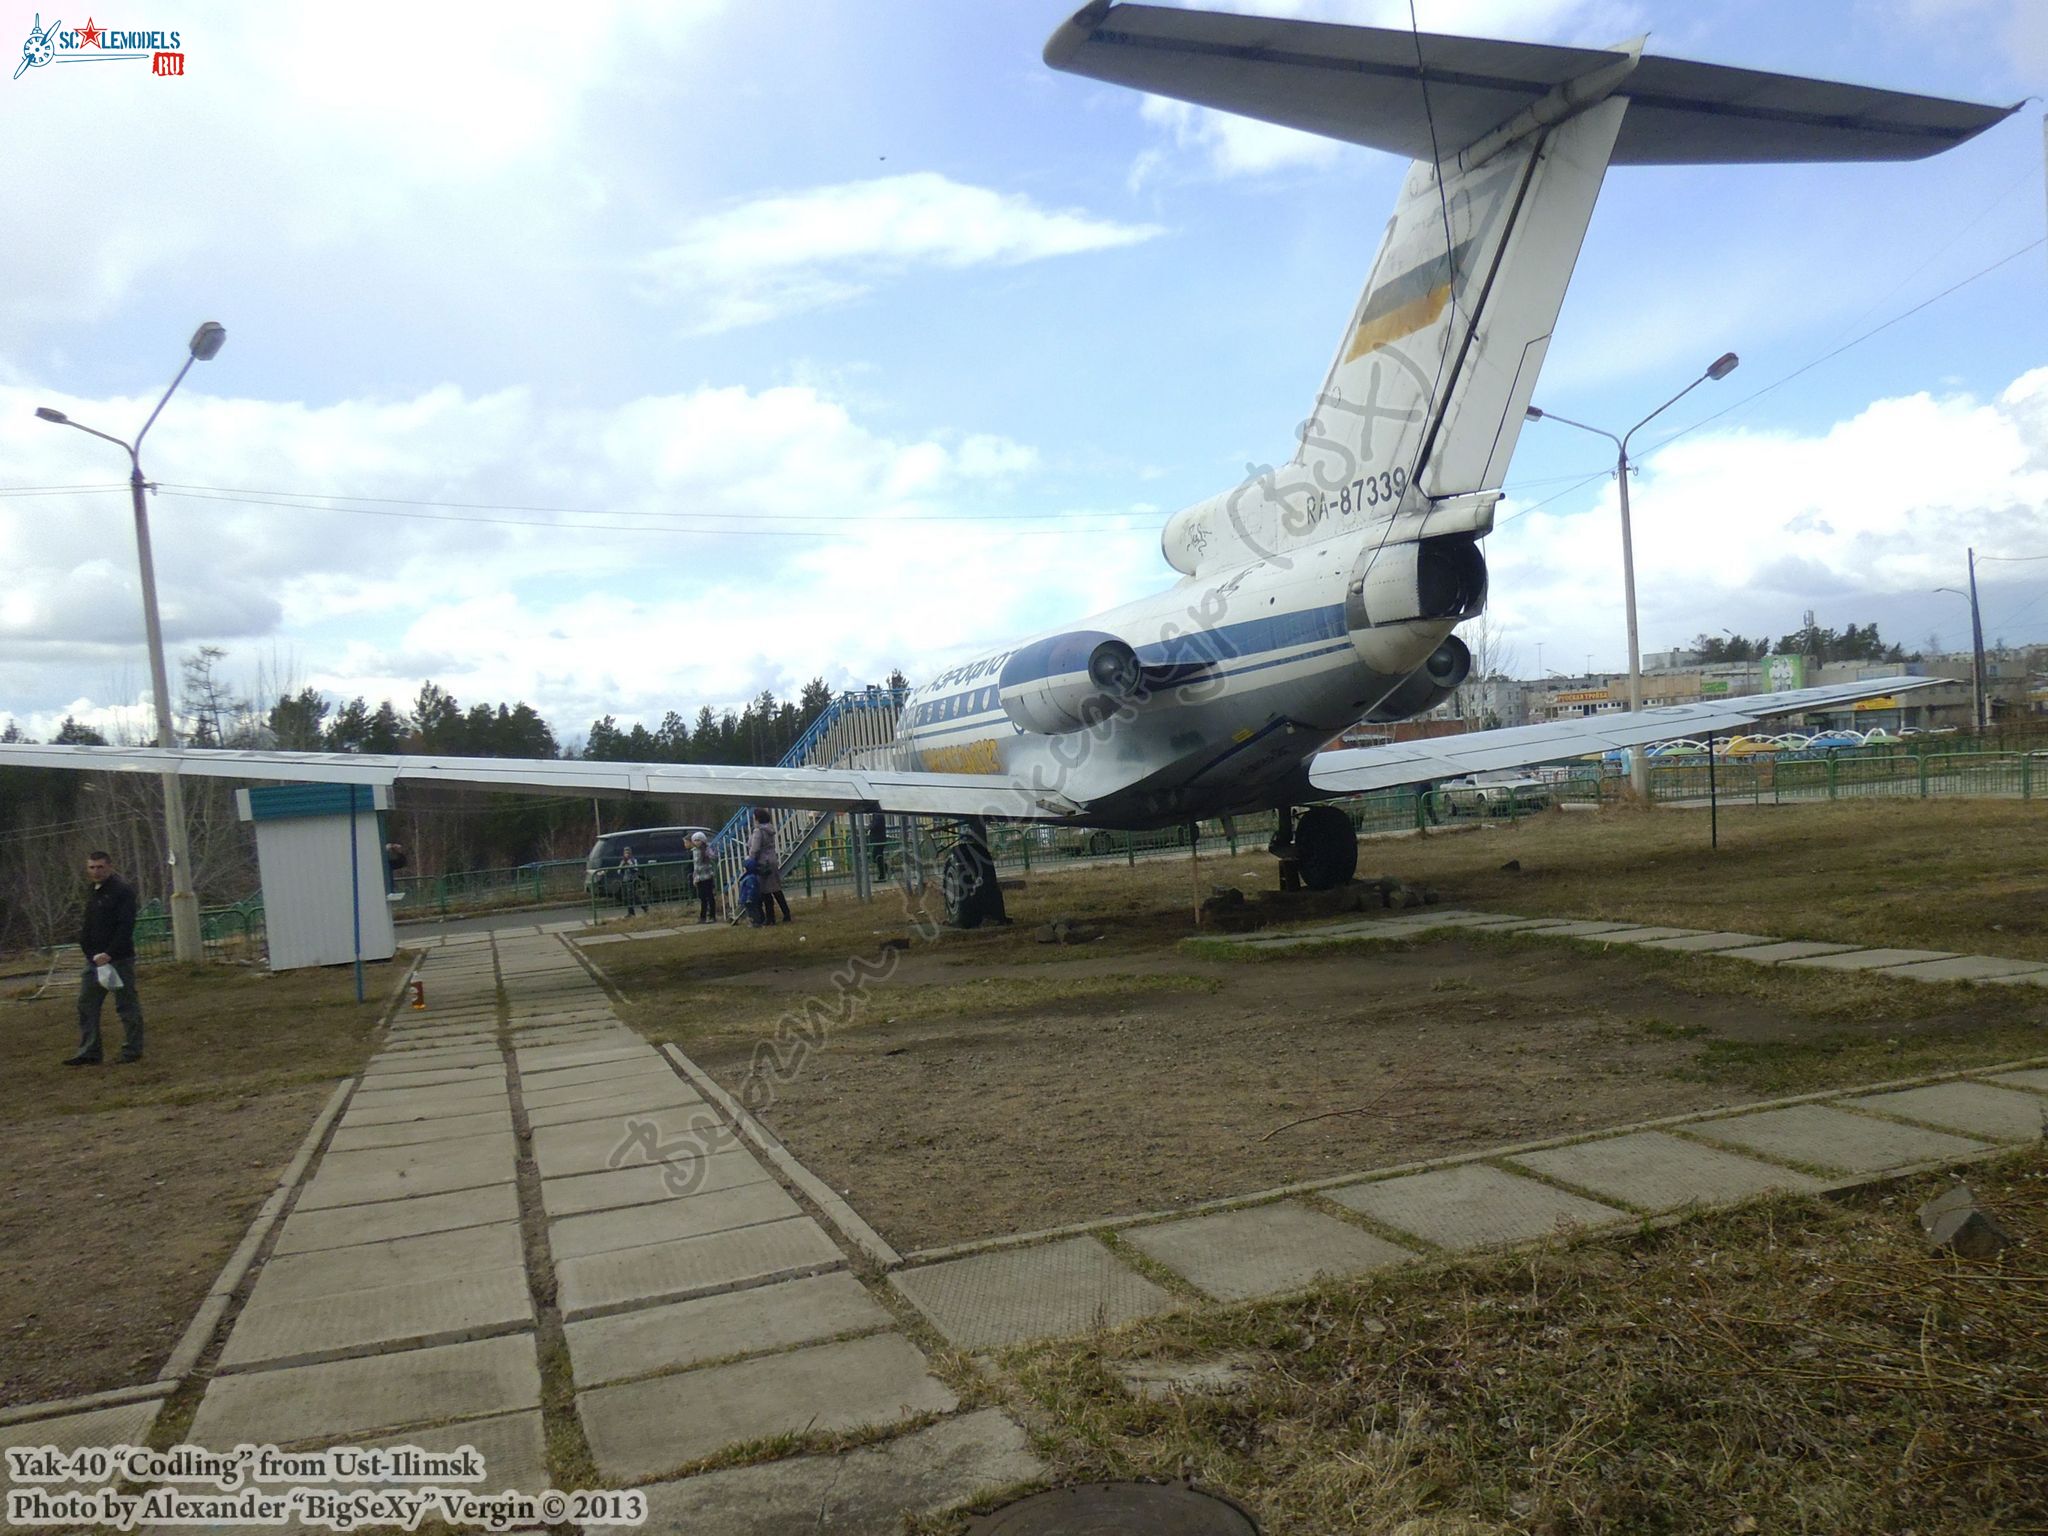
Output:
[1935, 553, 1988, 731]
[1527, 351, 1740, 799]
[36, 321, 226, 964]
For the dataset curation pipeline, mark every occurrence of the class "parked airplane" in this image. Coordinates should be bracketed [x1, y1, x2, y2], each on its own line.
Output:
[4, 4, 2006, 923]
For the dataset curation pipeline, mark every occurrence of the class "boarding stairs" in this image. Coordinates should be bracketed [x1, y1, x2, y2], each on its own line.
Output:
[711, 686, 909, 907]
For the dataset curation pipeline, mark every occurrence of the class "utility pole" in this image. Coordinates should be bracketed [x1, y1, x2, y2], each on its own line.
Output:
[1968, 545, 1988, 731]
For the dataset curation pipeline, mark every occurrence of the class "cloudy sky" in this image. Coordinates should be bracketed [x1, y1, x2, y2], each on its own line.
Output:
[3, 0, 2044, 745]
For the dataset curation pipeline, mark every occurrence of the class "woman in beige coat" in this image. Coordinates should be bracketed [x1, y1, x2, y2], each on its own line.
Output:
[744, 808, 793, 924]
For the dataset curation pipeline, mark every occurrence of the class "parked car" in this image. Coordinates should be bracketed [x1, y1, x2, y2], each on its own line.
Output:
[584, 825, 712, 898]
[1440, 772, 1552, 816]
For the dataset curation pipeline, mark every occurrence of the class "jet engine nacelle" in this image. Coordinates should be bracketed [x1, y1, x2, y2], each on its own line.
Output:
[999, 630, 1144, 735]
[1363, 635, 1472, 721]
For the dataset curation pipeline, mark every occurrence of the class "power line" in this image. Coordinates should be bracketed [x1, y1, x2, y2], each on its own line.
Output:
[1636, 234, 2047, 465]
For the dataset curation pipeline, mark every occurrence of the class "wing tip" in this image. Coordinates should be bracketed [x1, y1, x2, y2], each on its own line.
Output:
[1044, 0, 1116, 71]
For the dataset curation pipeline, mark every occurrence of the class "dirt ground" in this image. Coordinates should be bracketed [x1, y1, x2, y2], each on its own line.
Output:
[601, 810, 2047, 1250]
[0, 957, 402, 1408]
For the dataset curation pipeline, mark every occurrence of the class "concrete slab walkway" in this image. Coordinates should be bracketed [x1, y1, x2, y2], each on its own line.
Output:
[150, 930, 1041, 1535]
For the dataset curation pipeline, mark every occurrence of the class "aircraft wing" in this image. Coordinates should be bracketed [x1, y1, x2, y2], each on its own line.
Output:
[1307, 676, 1939, 796]
[0, 744, 1079, 822]
[1044, 2, 2017, 165]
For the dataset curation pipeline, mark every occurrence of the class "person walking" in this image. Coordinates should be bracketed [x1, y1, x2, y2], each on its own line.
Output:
[618, 845, 643, 918]
[867, 810, 889, 883]
[736, 858, 766, 926]
[690, 831, 717, 923]
[70, 850, 145, 1065]
[745, 808, 793, 924]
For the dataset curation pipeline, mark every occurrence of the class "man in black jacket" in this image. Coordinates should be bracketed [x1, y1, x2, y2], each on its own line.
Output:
[72, 851, 145, 1065]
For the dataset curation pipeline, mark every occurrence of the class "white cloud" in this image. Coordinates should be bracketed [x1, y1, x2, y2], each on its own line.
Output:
[1488, 367, 2048, 664]
[0, 2, 720, 332]
[0, 376, 1156, 739]
[638, 172, 1165, 333]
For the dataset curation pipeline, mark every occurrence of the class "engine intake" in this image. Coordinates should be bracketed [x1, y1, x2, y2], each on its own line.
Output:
[999, 631, 1144, 735]
[1347, 532, 1488, 631]
[1364, 635, 1472, 721]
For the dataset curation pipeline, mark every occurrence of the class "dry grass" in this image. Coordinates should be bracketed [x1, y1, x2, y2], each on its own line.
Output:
[1365, 798, 2048, 959]
[967, 1151, 2048, 1536]
[0, 955, 403, 1405]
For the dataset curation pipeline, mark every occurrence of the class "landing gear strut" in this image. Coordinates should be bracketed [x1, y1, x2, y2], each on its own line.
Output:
[941, 817, 1008, 929]
[1290, 804, 1358, 891]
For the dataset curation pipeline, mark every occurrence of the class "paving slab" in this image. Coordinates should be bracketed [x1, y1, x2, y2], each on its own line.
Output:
[1714, 940, 1863, 964]
[352, 1075, 509, 1107]
[250, 1222, 527, 1304]
[517, 1056, 664, 1092]
[188, 1333, 542, 1449]
[1634, 931, 1777, 952]
[514, 1045, 650, 1073]
[1510, 1130, 1824, 1211]
[1, 1398, 160, 1459]
[533, 1105, 739, 1180]
[270, 1185, 521, 1256]
[342, 1089, 513, 1127]
[217, 1269, 533, 1369]
[556, 1216, 846, 1318]
[1122, 1200, 1412, 1301]
[1328, 1163, 1626, 1250]
[363, 1048, 503, 1075]
[328, 1104, 514, 1152]
[1778, 946, 1961, 972]
[343, 1064, 505, 1093]
[229, 1410, 550, 1495]
[550, 1180, 805, 1262]
[1989, 1068, 2048, 1092]
[1523, 920, 1641, 938]
[577, 1333, 955, 1482]
[1872, 954, 2048, 983]
[296, 1134, 516, 1210]
[1577, 926, 1707, 944]
[585, 1407, 1041, 1536]
[1981, 970, 2048, 988]
[891, 1236, 1176, 1350]
[1844, 1082, 2048, 1141]
[524, 1080, 704, 1128]
[542, 1149, 776, 1218]
[1686, 1104, 1990, 1173]
[566, 1271, 890, 1388]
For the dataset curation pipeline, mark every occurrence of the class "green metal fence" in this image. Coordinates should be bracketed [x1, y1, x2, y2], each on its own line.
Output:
[130, 897, 267, 962]
[393, 858, 589, 918]
[1644, 748, 2041, 806]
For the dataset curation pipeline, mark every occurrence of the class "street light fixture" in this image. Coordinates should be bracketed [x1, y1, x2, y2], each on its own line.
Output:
[35, 321, 227, 964]
[1526, 351, 1740, 797]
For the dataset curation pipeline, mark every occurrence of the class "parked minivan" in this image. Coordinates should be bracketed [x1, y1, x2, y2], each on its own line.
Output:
[584, 826, 712, 899]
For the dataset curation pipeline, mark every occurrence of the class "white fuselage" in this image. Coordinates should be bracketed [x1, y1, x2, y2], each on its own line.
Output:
[899, 526, 1455, 827]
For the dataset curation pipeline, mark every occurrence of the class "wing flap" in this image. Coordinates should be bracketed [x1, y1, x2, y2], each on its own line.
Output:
[1308, 677, 1939, 795]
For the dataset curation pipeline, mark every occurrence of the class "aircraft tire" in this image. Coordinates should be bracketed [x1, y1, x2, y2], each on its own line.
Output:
[942, 842, 994, 929]
[1293, 804, 1358, 890]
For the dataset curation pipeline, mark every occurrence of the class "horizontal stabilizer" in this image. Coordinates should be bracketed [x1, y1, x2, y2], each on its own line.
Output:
[1307, 677, 1939, 796]
[1045, 3, 2016, 164]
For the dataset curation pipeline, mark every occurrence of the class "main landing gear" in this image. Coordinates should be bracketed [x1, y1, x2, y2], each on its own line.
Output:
[941, 817, 1009, 929]
[1271, 803, 1358, 892]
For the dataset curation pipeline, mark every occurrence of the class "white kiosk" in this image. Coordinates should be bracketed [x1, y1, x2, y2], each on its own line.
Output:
[235, 783, 397, 973]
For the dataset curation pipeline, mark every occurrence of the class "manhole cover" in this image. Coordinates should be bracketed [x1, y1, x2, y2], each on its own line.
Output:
[971, 1481, 1258, 1534]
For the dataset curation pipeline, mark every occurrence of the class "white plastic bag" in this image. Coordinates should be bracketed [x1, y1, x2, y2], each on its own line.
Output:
[96, 962, 122, 991]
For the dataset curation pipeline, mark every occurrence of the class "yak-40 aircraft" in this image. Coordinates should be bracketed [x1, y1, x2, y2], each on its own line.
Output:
[4, 4, 2014, 923]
